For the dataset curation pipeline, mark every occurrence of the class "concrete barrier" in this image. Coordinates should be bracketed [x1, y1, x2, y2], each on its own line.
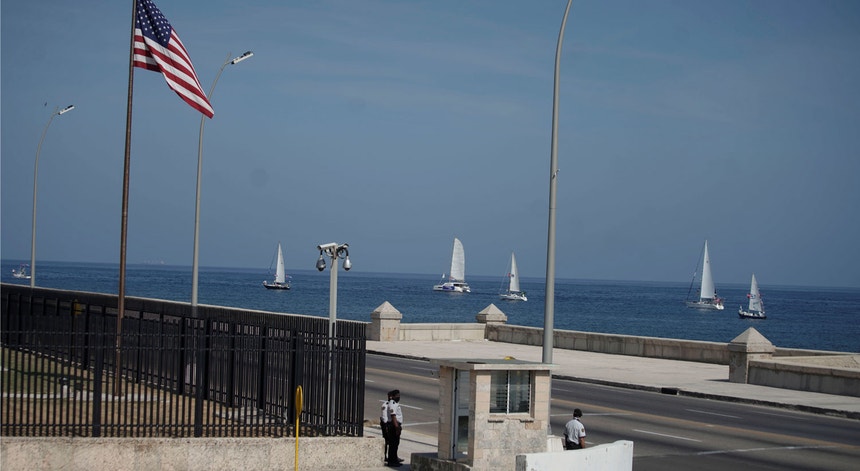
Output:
[0, 436, 383, 471]
[515, 440, 634, 471]
[748, 355, 860, 397]
[398, 323, 486, 341]
[487, 324, 730, 364]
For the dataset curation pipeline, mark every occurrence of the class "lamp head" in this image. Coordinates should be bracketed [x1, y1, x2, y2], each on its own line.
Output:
[58, 105, 75, 115]
[316, 253, 326, 271]
[231, 51, 254, 64]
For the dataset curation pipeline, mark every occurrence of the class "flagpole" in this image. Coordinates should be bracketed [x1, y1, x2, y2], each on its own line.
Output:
[115, 0, 138, 397]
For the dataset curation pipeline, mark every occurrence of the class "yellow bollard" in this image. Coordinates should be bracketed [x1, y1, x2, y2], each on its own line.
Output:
[295, 385, 303, 471]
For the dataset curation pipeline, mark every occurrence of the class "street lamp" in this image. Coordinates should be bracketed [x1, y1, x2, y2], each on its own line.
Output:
[30, 104, 75, 287]
[315, 242, 351, 431]
[543, 0, 573, 365]
[191, 51, 253, 311]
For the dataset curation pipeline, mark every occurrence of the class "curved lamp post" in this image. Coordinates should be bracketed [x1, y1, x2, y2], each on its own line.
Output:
[543, 0, 573, 365]
[191, 51, 253, 312]
[30, 104, 75, 287]
[315, 242, 351, 431]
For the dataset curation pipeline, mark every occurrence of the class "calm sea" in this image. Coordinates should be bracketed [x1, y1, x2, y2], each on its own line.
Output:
[4, 260, 858, 353]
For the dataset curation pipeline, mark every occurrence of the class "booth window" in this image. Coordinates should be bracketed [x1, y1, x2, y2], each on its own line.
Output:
[489, 370, 531, 414]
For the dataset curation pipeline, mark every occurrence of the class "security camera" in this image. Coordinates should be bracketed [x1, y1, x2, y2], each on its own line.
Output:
[343, 257, 352, 271]
[317, 242, 337, 252]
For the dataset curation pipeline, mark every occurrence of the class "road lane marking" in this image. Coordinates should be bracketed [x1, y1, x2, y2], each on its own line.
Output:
[403, 421, 437, 427]
[697, 445, 838, 456]
[686, 409, 740, 419]
[633, 429, 702, 442]
[748, 409, 811, 421]
[551, 413, 632, 417]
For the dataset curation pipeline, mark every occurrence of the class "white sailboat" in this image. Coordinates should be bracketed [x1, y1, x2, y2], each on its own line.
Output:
[499, 252, 527, 301]
[11, 263, 31, 280]
[685, 240, 724, 310]
[433, 237, 470, 293]
[738, 274, 766, 319]
[263, 242, 291, 290]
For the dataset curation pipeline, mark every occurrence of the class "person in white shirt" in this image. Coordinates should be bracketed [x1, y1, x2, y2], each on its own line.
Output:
[563, 408, 586, 450]
[380, 391, 392, 463]
[387, 389, 404, 467]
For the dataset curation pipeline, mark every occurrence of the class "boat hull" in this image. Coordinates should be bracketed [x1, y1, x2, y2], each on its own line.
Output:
[263, 281, 290, 290]
[433, 282, 470, 293]
[685, 300, 724, 310]
[499, 292, 527, 302]
[738, 308, 766, 319]
[11, 264, 31, 279]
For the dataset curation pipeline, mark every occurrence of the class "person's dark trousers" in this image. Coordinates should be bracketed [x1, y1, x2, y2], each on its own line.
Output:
[387, 425, 402, 464]
[381, 422, 391, 462]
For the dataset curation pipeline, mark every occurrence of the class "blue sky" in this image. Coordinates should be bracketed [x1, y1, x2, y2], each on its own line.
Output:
[2, 0, 859, 288]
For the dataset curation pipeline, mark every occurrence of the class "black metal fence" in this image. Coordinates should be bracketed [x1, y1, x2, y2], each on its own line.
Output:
[0, 284, 366, 438]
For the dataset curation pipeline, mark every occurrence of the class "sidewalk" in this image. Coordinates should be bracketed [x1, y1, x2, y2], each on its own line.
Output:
[359, 338, 860, 469]
[360, 424, 437, 471]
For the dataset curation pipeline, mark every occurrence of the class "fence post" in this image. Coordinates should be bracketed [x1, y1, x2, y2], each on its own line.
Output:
[179, 318, 189, 396]
[257, 326, 269, 410]
[288, 332, 305, 424]
[193, 317, 208, 437]
[92, 334, 104, 437]
[227, 321, 237, 408]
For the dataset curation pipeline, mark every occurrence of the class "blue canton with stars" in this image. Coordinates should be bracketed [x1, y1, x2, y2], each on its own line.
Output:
[136, 0, 172, 47]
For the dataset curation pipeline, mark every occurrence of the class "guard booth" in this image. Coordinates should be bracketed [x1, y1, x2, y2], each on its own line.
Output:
[427, 358, 555, 470]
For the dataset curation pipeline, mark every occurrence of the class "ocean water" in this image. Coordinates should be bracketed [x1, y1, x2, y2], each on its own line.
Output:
[3, 260, 858, 353]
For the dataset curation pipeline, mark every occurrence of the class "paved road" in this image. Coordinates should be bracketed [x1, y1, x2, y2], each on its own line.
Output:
[364, 352, 860, 470]
[551, 380, 860, 471]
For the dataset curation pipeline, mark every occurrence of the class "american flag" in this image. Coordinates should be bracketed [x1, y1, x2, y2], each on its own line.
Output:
[133, 0, 214, 118]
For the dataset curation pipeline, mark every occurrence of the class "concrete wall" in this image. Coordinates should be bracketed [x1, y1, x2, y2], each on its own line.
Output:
[515, 440, 634, 471]
[399, 323, 486, 341]
[748, 355, 860, 397]
[486, 324, 730, 364]
[0, 436, 383, 471]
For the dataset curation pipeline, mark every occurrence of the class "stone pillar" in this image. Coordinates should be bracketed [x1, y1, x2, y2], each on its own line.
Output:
[727, 327, 775, 383]
[476, 304, 507, 325]
[369, 301, 401, 341]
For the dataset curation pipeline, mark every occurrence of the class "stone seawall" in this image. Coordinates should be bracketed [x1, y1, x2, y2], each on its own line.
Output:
[485, 324, 731, 364]
[748, 355, 860, 397]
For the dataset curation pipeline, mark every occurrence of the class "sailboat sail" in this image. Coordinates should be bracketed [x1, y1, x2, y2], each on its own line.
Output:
[700, 241, 716, 301]
[509, 253, 521, 293]
[748, 274, 762, 312]
[274, 243, 286, 284]
[450, 238, 465, 281]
